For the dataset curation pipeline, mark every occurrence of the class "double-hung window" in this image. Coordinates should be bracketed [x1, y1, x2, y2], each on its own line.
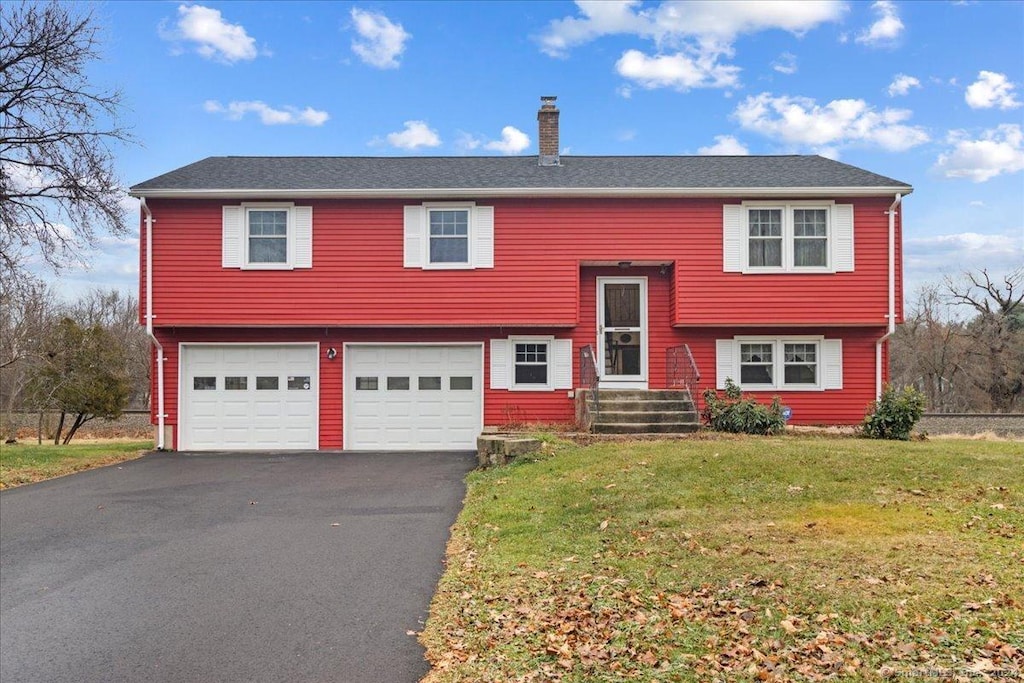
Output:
[247, 208, 289, 265]
[222, 203, 313, 270]
[428, 209, 470, 265]
[514, 341, 549, 388]
[725, 202, 851, 273]
[718, 337, 842, 391]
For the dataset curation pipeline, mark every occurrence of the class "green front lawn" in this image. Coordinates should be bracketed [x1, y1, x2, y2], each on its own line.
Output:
[0, 440, 153, 489]
[421, 436, 1023, 682]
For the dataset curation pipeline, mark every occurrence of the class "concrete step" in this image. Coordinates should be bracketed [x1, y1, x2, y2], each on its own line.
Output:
[592, 422, 701, 434]
[580, 389, 695, 401]
[592, 410, 699, 425]
[591, 399, 695, 412]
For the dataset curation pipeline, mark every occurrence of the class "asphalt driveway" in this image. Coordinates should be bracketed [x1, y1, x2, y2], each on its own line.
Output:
[0, 450, 476, 683]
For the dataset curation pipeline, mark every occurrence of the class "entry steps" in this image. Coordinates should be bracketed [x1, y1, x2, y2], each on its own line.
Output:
[578, 389, 700, 434]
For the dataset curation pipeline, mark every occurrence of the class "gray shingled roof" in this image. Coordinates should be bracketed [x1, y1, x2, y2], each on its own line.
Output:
[130, 155, 911, 194]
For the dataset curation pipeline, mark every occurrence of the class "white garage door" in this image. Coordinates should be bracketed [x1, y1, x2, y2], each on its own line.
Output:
[346, 345, 482, 451]
[181, 344, 318, 451]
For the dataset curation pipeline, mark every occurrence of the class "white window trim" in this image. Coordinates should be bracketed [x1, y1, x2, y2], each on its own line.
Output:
[742, 200, 834, 274]
[509, 335, 554, 391]
[241, 202, 295, 270]
[423, 201, 475, 270]
[734, 336, 824, 391]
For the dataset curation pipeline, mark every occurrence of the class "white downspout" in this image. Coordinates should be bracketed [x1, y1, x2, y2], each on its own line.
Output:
[141, 197, 166, 450]
[876, 193, 902, 399]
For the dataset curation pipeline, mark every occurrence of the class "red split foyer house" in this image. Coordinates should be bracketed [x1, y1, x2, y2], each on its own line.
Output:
[131, 97, 911, 452]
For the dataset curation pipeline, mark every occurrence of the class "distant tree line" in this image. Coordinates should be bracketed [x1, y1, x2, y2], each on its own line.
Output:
[0, 286, 149, 443]
[891, 268, 1023, 413]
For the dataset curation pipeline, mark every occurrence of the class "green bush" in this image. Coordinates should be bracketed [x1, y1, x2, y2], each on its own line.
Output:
[861, 385, 926, 440]
[701, 379, 785, 435]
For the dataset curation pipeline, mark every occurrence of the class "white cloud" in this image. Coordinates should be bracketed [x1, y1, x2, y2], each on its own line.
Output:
[969, 200, 986, 207]
[539, 1, 843, 91]
[733, 92, 929, 154]
[203, 100, 329, 126]
[159, 4, 258, 63]
[617, 85, 633, 99]
[697, 135, 750, 155]
[386, 121, 441, 150]
[887, 73, 921, 97]
[454, 131, 482, 154]
[615, 49, 740, 91]
[772, 52, 798, 75]
[616, 129, 637, 142]
[484, 126, 531, 155]
[905, 231, 1023, 276]
[1, 160, 47, 194]
[934, 124, 1024, 182]
[350, 8, 410, 69]
[964, 71, 1021, 110]
[856, 1, 904, 47]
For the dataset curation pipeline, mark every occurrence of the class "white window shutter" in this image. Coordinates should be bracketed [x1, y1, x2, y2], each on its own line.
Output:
[716, 339, 736, 390]
[403, 206, 425, 268]
[473, 206, 494, 268]
[490, 339, 510, 389]
[222, 206, 243, 268]
[823, 339, 843, 389]
[293, 206, 313, 268]
[833, 204, 854, 272]
[722, 205, 743, 272]
[552, 339, 573, 389]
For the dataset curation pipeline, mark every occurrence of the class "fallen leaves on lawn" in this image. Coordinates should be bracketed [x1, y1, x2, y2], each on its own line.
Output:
[425, 562, 1024, 682]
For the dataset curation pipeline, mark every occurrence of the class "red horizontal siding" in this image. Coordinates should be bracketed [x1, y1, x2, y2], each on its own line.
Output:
[143, 196, 901, 328]
[153, 320, 886, 449]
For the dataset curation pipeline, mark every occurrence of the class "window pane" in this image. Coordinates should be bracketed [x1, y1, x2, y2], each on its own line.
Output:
[740, 365, 773, 384]
[256, 376, 279, 390]
[249, 210, 287, 236]
[749, 238, 782, 267]
[794, 238, 827, 267]
[785, 344, 817, 363]
[249, 237, 287, 263]
[450, 376, 473, 390]
[515, 343, 547, 363]
[748, 209, 782, 236]
[287, 376, 311, 390]
[225, 376, 247, 390]
[784, 364, 817, 384]
[429, 210, 468, 236]
[193, 376, 216, 390]
[429, 236, 469, 263]
[418, 376, 442, 390]
[387, 376, 410, 390]
[356, 377, 378, 390]
[515, 364, 548, 385]
[793, 209, 827, 237]
[741, 344, 773, 363]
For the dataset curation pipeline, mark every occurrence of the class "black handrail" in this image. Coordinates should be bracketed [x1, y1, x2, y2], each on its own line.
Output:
[666, 344, 701, 393]
[580, 344, 600, 417]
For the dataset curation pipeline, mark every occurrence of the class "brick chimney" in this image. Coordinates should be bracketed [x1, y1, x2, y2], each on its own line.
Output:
[537, 96, 560, 166]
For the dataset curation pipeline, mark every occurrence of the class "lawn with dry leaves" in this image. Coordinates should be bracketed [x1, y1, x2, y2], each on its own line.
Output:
[420, 436, 1023, 682]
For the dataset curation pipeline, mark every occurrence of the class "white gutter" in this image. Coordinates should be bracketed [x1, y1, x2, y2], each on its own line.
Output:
[128, 186, 914, 200]
[141, 197, 166, 450]
[876, 193, 902, 400]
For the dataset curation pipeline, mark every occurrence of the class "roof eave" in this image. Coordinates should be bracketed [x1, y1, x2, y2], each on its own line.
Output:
[128, 186, 914, 199]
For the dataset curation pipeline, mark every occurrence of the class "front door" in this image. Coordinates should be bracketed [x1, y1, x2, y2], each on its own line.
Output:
[597, 277, 647, 388]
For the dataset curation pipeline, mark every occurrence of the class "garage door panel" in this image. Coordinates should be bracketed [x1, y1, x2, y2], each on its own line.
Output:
[346, 344, 482, 451]
[182, 345, 317, 451]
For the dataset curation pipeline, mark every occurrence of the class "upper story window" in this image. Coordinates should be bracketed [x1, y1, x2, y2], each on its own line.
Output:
[428, 209, 470, 265]
[248, 209, 288, 264]
[404, 203, 494, 270]
[723, 202, 854, 274]
[222, 203, 313, 270]
[745, 203, 831, 272]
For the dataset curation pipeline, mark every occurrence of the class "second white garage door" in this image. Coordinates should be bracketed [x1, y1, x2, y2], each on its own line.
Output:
[345, 344, 483, 450]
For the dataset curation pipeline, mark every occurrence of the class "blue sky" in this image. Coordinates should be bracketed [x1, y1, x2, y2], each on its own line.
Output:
[49, 0, 1023, 302]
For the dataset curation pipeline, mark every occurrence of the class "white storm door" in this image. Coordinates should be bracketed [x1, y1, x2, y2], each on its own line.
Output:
[597, 277, 648, 387]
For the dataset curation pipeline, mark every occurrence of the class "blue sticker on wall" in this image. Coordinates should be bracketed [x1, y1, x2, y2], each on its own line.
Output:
[782, 406, 793, 421]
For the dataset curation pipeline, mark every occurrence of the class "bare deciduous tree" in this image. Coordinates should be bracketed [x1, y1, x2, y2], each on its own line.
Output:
[1, 1, 133, 286]
[944, 268, 1024, 412]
